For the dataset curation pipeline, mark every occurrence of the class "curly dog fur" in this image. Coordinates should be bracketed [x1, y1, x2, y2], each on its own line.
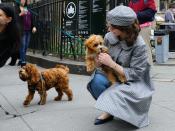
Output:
[84, 34, 126, 84]
[19, 64, 73, 106]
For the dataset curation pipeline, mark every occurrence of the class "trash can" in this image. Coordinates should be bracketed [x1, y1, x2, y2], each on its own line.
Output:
[154, 30, 169, 63]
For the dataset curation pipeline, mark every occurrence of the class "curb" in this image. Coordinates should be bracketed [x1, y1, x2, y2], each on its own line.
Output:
[27, 53, 175, 75]
[27, 54, 89, 76]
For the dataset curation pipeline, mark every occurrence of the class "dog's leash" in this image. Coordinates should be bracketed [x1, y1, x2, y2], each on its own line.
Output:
[0, 92, 38, 118]
[0, 104, 37, 118]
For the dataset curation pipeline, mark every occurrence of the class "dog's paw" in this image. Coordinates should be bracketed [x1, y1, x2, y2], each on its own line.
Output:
[87, 66, 94, 72]
[23, 100, 29, 106]
[38, 101, 46, 105]
[54, 96, 62, 101]
[68, 96, 73, 101]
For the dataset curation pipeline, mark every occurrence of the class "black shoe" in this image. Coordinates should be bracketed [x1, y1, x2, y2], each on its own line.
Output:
[8, 62, 16, 66]
[21, 63, 26, 67]
[17, 61, 21, 66]
[94, 116, 114, 125]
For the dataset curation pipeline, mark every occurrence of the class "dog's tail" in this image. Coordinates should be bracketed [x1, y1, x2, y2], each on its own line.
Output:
[55, 64, 69, 73]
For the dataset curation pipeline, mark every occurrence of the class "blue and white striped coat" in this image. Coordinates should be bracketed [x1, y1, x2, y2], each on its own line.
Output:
[95, 32, 155, 128]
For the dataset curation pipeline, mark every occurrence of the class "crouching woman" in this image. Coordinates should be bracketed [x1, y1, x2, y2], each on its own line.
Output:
[87, 5, 154, 128]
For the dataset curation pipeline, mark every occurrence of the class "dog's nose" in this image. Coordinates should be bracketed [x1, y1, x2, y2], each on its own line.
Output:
[99, 47, 104, 52]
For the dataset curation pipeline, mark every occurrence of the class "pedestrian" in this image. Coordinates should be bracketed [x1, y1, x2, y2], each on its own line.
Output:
[18, 0, 36, 67]
[129, 0, 157, 65]
[87, 5, 154, 128]
[165, 2, 175, 30]
[0, 3, 20, 67]
[8, 1, 23, 66]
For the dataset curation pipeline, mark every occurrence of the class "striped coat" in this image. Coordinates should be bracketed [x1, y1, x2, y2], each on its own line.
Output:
[95, 32, 155, 128]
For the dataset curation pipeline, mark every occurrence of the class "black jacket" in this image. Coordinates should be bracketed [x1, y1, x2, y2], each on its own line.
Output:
[0, 32, 15, 67]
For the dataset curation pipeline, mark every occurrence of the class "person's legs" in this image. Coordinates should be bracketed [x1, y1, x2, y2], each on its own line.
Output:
[8, 52, 18, 66]
[140, 26, 153, 65]
[20, 32, 27, 66]
[87, 71, 113, 125]
[87, 72, 110, 100]
[25, 31, 31, 53]
[21, 31, 31, 66]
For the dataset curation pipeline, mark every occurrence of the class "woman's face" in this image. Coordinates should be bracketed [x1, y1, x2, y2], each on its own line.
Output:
[108, 24, 125, 40]
[0, 9, 12, 26]
[20, 0, 26, 6]
[20, 0, 30, 6]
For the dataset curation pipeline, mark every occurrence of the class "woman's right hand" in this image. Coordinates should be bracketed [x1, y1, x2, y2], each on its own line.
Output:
[95, 55, 102, 67]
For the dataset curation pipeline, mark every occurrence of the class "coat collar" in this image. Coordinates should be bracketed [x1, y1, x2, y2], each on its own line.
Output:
[0, 32, 7, 41]
[119, 40, 133, 50]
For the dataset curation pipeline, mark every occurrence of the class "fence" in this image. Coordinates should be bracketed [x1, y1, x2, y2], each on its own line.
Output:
[28, 0, 129, 61]
[29, 0, 85, 61]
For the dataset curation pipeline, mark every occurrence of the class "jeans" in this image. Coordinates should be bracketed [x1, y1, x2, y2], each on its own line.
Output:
[87, 71, 110, 100]
[19, 31, 31, 64]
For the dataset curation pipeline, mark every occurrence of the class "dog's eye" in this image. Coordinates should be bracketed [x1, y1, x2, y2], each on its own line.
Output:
[94, 44, 98, 47]
[100, 42, 102, 45]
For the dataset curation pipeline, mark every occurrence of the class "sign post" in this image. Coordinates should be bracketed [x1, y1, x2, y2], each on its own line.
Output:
[91, 0, 106, 35]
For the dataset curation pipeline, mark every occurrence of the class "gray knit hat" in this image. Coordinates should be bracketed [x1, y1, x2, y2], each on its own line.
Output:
[107, 5, 137, 26]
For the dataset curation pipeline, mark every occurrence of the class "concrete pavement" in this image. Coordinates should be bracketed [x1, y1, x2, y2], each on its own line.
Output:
[0, 61, 175, 131]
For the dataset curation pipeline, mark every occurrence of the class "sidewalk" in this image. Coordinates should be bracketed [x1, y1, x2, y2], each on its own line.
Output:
[0, 59, 175, 131]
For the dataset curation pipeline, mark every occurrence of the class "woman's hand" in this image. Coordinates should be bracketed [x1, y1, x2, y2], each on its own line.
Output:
[98, 53, 115, 68]
[32, 27, 37, 33]
[95, 55, 102, 67]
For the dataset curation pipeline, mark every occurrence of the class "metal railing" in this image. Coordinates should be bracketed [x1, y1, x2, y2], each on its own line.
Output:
[28, 0, 129, 61]
[29, 0, 85, 61]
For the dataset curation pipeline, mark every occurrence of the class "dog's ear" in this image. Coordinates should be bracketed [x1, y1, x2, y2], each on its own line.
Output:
[84, 34, 95, 47]
[30, 64, 40, 84]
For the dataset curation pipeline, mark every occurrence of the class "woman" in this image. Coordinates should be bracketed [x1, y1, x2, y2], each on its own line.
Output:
[19, 0, 36, 67]
[87, 5, 154, 128]
[0, 3, 20, 67]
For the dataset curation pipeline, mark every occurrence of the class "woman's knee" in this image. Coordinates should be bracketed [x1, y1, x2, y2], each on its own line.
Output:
[88, 73, 110, 99]
[92, 74, 110, 87]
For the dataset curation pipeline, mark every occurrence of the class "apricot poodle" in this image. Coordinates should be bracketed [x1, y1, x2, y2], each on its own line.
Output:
[84, 34, 125, 84]
[19, 64, 73, 106]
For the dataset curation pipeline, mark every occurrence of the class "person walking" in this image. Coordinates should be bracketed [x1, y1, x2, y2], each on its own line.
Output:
[129, 0, 157, 65]
[8, 1, 22, 66]
[0, 3, 20, 67]
[87, 5, 154, 128]
[18, 0, 36, 67]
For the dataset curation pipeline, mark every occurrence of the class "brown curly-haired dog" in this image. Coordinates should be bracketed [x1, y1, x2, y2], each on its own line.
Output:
[84, 34, 126, 84]
[19, 64, 73, 106]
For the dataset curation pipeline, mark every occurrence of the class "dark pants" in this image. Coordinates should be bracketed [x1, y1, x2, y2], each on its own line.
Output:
[87, 71, 110, 100]
[19, 31, 31, 64]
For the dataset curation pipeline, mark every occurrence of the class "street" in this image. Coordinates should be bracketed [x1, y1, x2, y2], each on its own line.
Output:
[0, 63, 175, 131]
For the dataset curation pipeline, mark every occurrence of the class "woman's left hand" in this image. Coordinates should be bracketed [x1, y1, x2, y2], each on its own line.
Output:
[32, 27, 37, 33]
[98, 53, 114, 68]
